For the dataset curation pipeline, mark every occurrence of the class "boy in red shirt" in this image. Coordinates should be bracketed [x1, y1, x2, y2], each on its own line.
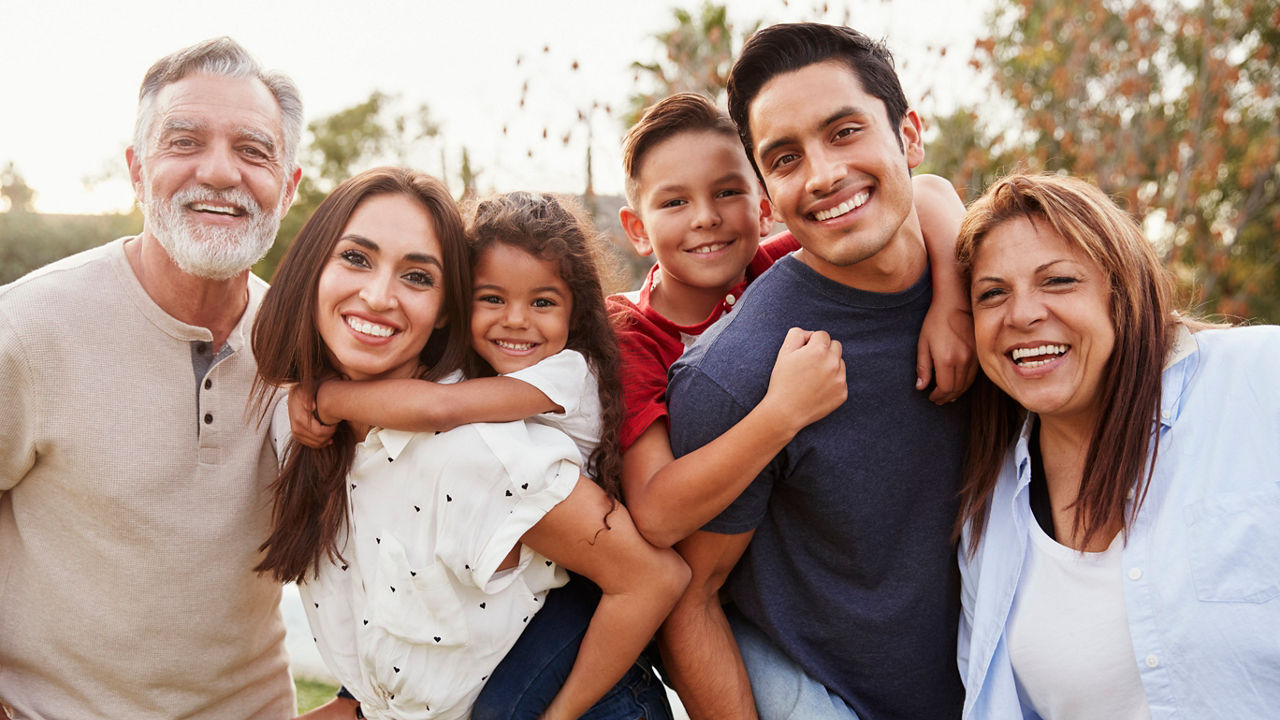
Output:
[611, 92, 972, 549]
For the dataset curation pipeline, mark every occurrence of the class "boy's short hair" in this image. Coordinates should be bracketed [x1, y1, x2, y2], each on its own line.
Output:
[727, 23, 909, 179]
[622, 92, 740, 207]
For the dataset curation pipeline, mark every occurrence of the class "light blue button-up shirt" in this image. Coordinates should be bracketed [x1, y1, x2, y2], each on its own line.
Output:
[958, 325, 1280, 719]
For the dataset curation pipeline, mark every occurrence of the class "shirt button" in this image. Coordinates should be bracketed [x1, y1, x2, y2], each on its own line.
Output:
[204, 378, 213, 390]
[725, 294, 736, 306]
[1128, 568, 1143, 581]
[1126, 488, 1135, 500]
[204, 413, 213, 425]
[1145, 654, 1159, 668]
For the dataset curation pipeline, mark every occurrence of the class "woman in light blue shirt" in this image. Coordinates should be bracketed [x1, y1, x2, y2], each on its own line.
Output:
[954, 173, 1280, 719]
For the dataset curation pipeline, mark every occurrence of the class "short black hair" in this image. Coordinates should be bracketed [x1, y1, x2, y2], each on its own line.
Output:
[727, 23, 909, 179]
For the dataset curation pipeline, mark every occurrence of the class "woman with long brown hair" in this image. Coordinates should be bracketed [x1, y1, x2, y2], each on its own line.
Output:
[954, 173, 1280, 719]
[251, 167, 688, 720]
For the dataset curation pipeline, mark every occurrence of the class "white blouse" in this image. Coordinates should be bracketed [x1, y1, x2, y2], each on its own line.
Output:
[299, 419, 581, 720]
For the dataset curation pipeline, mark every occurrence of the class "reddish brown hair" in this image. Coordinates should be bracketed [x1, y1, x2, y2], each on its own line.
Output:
[955, 173, 1177, 555]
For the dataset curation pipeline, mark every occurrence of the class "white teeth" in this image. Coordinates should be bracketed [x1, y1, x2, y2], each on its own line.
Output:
[1011, 344, 1068, 364]
[689, 242, 730, 255]
[814, 190, 870, 221]
[496, 340, 535, 351]
[345, 316, 395, 337]
[189, 202, 243, 216]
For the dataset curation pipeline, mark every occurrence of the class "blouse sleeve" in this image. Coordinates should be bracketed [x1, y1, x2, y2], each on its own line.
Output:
[432, 421, 581, 592]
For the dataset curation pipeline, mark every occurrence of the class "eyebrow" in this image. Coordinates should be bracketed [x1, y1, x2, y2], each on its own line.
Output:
[652, 170, 751, 196]
[755, 106, 866, 162]
[474, 282, 566, 296]
[158, 118, 278, 155]
[236, 126, 278, 154]
[341, 235, 442, 268]
[974, 259, 1072, 284]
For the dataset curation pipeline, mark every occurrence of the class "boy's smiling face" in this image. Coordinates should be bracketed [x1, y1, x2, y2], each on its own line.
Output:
[623, 130, 773, 302]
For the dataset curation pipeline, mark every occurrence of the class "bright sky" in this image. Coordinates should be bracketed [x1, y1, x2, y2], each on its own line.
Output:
[0, 0, 988, 214]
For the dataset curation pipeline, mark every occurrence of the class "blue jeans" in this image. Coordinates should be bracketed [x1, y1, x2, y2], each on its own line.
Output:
[730, 611, 861, 720]
[472, 573, 673, 720]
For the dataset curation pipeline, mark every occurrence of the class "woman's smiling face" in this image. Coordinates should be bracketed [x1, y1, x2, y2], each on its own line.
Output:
[970, 215, 1116, 433]
[315, 193, 448, 381]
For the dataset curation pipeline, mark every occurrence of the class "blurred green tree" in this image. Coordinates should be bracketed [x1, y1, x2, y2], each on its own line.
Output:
[254, 92, 443, 280]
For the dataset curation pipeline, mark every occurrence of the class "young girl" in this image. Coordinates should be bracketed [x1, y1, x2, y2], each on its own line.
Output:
[292, 191, 625, 503]
[253, 170, 688, 720]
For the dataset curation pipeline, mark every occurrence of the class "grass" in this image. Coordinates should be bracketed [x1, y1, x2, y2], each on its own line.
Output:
[296, 677, 340, 714]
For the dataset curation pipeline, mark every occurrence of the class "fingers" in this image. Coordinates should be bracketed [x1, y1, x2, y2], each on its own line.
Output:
[778, 326, 812, 355]
[915, 337, 934, 392]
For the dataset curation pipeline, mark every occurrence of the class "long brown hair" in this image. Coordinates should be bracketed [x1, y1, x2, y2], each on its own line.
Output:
[466, 191, 626, 505]
[252, 167, 471, 583]
[955, 173, 1177, 555]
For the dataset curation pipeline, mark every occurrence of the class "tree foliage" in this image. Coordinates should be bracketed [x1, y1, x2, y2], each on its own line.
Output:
[624, 2, 759, 124]
[254, 91, 442, 280]
[927, 0, 1280, 322]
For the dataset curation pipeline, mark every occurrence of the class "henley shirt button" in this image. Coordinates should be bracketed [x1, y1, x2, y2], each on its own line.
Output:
[725, 294, 736, 306]
[204, 378, 213, 390]
[1145, 654, 1159, 668]
[1128, 567, 1143, 581]
[204, 413, 213, 425]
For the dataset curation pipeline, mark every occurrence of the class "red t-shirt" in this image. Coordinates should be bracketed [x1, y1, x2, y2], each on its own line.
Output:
[607, 231, 800, 451]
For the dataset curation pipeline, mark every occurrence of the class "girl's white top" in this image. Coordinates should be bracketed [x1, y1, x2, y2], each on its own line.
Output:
[507, 349, 601, 467]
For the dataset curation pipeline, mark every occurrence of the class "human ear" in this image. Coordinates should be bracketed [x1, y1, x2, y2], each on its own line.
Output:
[756, 190, 774, 237]
[619, 207, 654, 257]
[899, 109, 925, 169]
[125, 147, 146, 203]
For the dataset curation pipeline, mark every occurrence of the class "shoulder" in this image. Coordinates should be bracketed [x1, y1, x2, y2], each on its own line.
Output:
[1182, 325, 1280, 382]
[1, 239, 123, 308]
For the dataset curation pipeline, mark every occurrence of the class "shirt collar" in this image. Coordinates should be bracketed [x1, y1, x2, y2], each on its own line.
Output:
[365, 427, 417, 461]
[1158, 323, 1198, 431]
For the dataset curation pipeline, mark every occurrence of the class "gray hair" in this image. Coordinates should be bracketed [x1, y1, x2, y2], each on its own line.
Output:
[133, 37, 303, 174]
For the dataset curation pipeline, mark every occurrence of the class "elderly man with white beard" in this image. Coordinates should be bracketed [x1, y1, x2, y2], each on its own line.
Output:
[0, 38, 302, 720]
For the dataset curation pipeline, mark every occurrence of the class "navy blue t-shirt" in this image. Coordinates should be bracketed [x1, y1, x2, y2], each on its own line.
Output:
[668, 255, 966, 720]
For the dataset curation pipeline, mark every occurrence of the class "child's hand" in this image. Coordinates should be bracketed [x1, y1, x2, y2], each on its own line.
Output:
[288, 382, 338, 449]
[916, 302, 976, 404]
[761, 327, 847, 433]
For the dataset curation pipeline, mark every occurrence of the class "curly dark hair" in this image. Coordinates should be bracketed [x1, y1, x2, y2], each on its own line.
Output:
[466, 191, 626, 505]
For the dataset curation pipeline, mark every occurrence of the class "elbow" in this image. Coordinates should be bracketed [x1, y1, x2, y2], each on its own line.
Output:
[628, 497, 688, 550]
[634, 513, 683, 550]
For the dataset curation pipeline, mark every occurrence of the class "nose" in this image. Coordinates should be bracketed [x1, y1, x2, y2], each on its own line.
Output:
[194, 143, 242, 189]
[691, 198, 721, 230]
[1006, 290, 1046, 328]
[803, 145, 846, 197]
[502, 301, 529, 329]
[358, 271, 397, 311]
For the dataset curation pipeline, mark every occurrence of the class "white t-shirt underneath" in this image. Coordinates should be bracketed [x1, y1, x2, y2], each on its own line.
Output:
[1007, 524, 1151, 719]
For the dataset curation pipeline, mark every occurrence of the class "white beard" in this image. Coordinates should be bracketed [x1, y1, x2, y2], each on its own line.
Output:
[145, 183, 284, 280]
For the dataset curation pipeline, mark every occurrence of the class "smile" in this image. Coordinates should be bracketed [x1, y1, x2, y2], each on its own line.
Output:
[687, 241, 732, 255]
[188, 202, 246, 217]
[495, 340, 537, 352]
[813, 190, 869, 221]
[345, 315, 396, 338]
[1010, 344, 1068, 367]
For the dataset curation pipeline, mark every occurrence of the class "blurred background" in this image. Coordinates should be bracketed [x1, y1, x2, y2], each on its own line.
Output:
[3, 0, 1276, 711]
[4, 0, 1276, 321]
